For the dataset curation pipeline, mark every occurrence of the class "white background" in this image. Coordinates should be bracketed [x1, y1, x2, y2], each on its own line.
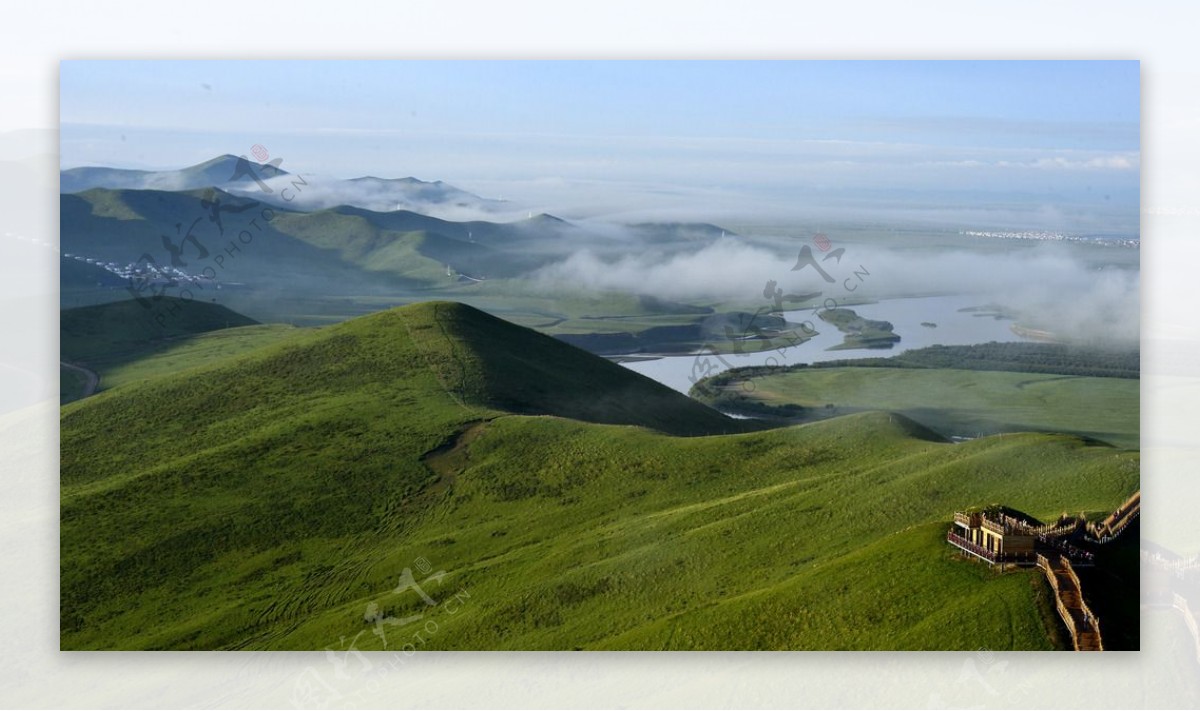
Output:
[1, 1, 1196, 707]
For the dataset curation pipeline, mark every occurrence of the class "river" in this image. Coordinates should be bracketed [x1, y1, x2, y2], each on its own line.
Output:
[618, 294, 1035, 394]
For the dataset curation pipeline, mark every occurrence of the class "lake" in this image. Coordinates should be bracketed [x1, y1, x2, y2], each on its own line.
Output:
[618, 294, 1034, 394]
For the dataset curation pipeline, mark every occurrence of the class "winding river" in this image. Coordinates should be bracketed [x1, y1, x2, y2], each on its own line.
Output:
[618, 294, 1035, 394]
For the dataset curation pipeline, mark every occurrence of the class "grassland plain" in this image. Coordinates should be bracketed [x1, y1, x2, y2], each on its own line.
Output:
[60, 301, 1138, 650]
[701, 366, 1139, 450]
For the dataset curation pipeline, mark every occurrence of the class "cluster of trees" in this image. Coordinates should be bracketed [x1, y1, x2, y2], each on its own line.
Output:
[811, 342, 1140, 379]
[695, 393, 810, 420]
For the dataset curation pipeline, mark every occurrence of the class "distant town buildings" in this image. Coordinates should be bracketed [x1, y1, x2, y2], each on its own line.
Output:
[958, 229, 1139, 249]
[66, 252, 218, 289]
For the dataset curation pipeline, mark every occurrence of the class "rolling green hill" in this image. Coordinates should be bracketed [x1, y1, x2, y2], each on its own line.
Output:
[58, 186, 765, 352]
[266, 208, 549, 280]
[59, 297, 300, 403]
[60, 188, 424, 295]
[62, 295, 258, 362]
[60, 301, 1139, 650]
[316, 204, 572, 248]
[58, 185, 787, 351]
[59, 187, 569, 295]
[61, 297, 259, 361]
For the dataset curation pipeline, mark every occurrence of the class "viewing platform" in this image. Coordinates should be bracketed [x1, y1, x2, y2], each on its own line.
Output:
[946, 492, 1139, 651]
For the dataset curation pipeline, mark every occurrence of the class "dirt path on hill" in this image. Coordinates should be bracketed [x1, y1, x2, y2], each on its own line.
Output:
[60, 360, 99, 398]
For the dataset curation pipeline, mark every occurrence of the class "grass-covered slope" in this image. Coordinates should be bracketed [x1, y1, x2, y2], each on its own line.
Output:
[61, 188, 563, 288]
[60, 297, 290, 404]
[61, 302, 1139, 650]
[390, 414, 1133, 652]
[92, 323, 304, 393]
[60, 303, 498, 649]
[60, 189, 426, 296]
[418, 302, 746, 435]
[61, 296, 259, 361]
[266, 208, 545, 280]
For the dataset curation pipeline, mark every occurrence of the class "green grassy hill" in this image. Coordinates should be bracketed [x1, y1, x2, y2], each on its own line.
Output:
[61, 297, 259, 360]
[318, 204, 572, 248]
[57, 186, 789, 351]
[59, 188, 570, 303]
[60, 301, 1139, 650]
[60, 188, 427, 296]
[60, 297, 300, 403]
[266, 208, 547, 280]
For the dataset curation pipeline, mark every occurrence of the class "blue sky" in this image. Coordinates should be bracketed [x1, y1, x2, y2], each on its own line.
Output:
[60, 61, 1140, 231]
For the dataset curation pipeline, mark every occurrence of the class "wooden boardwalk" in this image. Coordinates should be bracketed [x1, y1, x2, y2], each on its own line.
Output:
[1087, 490, 1140, 543]
[947, 490, 1139, 651]
[1038, 553, 1103, 651]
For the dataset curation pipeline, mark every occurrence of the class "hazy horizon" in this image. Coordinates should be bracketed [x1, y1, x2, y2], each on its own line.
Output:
[60, 60, 1140, 235]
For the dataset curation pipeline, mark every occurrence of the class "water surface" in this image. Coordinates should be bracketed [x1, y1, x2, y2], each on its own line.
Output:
[619, 295, 1032, 394]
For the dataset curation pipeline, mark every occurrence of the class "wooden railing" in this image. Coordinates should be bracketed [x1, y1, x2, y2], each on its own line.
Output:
[1087, 491, 1140, 543]
[947, 530, 997, 563]
[1065, 556, 1084, 590]
[947, 530, 1037, 565]
[1038, 518, 1081, 538]
[1038, 553, 1103, 651]
[1039, 555, 1074, 633]
[1036, 533, 1095, 565]
[980, 517, 1004, 534]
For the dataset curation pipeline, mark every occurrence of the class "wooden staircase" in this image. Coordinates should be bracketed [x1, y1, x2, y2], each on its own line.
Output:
[1087, 491, 1140, 543]
[1038, 553, 1103, 651]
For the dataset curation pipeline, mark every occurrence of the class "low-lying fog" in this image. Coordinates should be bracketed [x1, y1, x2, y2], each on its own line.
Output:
[534, 236, 1139, 346]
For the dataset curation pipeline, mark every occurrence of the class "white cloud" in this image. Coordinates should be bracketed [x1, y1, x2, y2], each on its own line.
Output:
[534, 238, 1139, 345]
[998, 153, 1140, 170]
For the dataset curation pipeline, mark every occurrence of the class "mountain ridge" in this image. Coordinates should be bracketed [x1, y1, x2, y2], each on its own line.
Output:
[61, 155, 507, 218]
[61, 154, 289, 193]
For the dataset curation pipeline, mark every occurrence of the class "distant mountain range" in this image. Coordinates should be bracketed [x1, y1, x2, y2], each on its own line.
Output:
[60, 155, 288, 193]
[58, 185, 589, 305]
[60, 156, 746, 246]
[61, 155, 510, 218]
[57, 156, 750, 332]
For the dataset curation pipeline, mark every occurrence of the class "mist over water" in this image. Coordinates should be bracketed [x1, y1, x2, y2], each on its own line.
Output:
[533, 237, 1139, 346]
